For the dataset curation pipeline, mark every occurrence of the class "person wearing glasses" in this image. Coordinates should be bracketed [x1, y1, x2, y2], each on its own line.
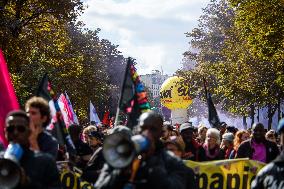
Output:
[1, 110, 61, 189]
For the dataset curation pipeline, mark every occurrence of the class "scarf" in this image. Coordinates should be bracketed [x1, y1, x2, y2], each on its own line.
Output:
[203, 143, 220, 159]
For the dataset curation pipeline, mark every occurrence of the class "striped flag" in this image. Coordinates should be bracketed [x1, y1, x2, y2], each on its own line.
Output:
[116, 57, 151, 129]
[57, 93, 73, 128]
[37, 73, 58, 131]
[37, 74, 76, 156]
[65, 92, 79, 125]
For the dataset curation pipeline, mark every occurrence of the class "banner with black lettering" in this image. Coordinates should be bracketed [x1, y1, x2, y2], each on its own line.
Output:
[57, 161, 94, 189]
[184, 158, 265, 189]
[60, 170, 94, 189]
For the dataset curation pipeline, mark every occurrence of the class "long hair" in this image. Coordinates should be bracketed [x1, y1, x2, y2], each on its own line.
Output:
[233, 130, 250, 151]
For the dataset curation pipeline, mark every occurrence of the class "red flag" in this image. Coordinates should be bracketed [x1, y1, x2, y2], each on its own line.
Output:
[102, 110, 110, 126]
[0, 49, 20, 147]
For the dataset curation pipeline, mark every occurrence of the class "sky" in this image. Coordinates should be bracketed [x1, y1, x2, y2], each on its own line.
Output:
[80, 0, 210, 75]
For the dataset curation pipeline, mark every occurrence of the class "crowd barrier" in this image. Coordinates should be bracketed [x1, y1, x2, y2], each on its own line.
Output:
[58, 158, 266, 189]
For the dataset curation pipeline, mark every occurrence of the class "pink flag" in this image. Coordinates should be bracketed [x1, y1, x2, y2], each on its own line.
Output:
[0, 49, 20, 147]
[57, 93, 73, 128]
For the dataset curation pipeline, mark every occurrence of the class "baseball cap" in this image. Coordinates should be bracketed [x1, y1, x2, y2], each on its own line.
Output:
[222, 133, 234, 142]
[179, 122, 194, 133]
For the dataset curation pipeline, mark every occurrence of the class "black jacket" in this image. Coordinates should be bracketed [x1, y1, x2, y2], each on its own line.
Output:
[81, 146, 105, 183]
[183, 140, 207, 161]
[95, 144, 197, 189]
[236, 138, 279, 163]
[251, 151, 284, 189]
[38, 131, 59, 159]
[1, 148, 61, 189]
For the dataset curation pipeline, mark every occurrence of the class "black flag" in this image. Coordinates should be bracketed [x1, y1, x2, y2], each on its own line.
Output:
[116, 58, 150, 129]
[203, 78, 220, 128]
[37, 74, 76, 156]
[37, 73, 53, 101]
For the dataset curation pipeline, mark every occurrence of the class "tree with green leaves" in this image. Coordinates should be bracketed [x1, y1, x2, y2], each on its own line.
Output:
[180, 0, 284, 129]
[0, 0, 127, 123]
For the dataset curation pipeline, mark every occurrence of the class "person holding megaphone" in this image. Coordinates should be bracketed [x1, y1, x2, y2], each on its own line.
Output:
[95, 111, 197, 189]
[0, 110, 61, 189]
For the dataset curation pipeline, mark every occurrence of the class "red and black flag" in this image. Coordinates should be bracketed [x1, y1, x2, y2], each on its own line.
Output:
[37, 73, 54, 101]
[116, 57, 151, 129]
[37, 74, 76, 155]
[203, 78, 220, 128]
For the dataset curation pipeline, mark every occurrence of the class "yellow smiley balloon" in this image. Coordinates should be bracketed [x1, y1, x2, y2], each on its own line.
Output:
[160, 76, 192, 110]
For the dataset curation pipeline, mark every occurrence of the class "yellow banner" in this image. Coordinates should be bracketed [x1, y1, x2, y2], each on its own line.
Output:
[184, 158, 265, 189]
[57, 161, 94, 189]
[60, 170, 94, 189]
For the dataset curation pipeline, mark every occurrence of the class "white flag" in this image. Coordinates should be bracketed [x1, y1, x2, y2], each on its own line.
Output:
[90, 101, 101, 124]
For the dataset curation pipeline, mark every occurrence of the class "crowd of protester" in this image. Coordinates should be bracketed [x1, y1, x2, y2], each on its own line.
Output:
[1, 96, 284, 188]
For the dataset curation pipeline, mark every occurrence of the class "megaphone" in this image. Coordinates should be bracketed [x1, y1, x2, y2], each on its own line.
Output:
[0, 158, 22, 189]
[103, 132, 150, 168]
[0, 143, 23, 189]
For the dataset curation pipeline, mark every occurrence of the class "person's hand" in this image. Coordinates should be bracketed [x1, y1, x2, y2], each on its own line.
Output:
[29, 122, 40, 151]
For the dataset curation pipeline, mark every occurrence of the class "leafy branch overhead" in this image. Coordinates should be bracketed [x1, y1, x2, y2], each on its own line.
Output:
[0, 0, 126, 122]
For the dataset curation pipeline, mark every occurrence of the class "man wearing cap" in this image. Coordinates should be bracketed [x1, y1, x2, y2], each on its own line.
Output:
[251, 118, 284, 188]
[180, 122, 206, 161]
[236, 122, 279, 163]
[220, 133, 234, 159]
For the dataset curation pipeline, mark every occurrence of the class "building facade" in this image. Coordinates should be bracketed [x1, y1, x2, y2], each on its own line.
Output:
[140, 70, 170, 119]
[140, 70, 169, 98]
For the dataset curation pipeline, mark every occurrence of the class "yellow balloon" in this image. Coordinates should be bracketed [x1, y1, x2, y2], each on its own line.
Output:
[160, 76, 192, 110]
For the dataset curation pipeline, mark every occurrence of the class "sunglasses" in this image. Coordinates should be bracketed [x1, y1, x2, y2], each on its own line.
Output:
[6, 125, 27, 133]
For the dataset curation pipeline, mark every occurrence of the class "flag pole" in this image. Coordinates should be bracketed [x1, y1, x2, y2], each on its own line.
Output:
[115, 57, 131, 127]
[202, 77, 208, 99]
[114, 107, 120, 126]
